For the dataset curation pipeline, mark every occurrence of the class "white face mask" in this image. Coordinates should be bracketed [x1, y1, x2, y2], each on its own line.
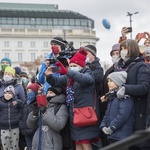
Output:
[70, 66, 80, 72]
[85, 57, 90, 64]
[120, 50, 129, 62]
[3, 75, 13, 82]
[111, 55, 120, 64]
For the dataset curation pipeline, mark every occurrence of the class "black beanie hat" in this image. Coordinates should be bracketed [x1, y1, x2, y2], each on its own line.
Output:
[47, 86, 62, 95]
[50, 37, 66, 50]
[84, 45, 97, 56]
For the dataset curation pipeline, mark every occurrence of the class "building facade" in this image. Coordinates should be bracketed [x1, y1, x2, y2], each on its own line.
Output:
[0, 2, 99, 67]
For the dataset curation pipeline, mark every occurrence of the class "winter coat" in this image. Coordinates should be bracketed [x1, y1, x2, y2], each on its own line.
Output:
[0, 78, 26, 101]
[100, 93, 135, 141]
[0, 97, 24, 129]
[46, 66, 100, 141]
[37, 52, 60, 94]
[27, 94, 68, 150]
[116, 57, 150, 131]
[19, 102, 36, 136]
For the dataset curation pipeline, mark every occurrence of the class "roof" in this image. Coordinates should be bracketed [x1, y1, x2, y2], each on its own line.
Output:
[0, 2, 94, 21]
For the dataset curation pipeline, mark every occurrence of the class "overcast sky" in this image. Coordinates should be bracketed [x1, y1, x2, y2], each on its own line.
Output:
[0, 0, 150, 62]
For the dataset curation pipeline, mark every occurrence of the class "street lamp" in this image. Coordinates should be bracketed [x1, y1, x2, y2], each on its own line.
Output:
[127, 11, 139, 39]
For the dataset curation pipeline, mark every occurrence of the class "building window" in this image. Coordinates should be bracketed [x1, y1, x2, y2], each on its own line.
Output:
[4, 53, 9, 58]
[31, 53, 36, 62]
[43, 42, 48, 48]
[18, 53, 22, 62]
[31, 42, 35, 47]
[4, 41, 9, 47]
[18, 41, 23, 47]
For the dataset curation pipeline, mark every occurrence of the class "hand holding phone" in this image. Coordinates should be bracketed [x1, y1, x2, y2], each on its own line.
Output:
[51, 66, 60, 73]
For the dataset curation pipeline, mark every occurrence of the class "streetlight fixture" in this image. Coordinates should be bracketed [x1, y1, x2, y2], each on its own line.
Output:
[127, 11, 139, 39]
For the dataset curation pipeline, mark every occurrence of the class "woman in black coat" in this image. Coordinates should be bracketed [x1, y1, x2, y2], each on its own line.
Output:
[115, 39, 150, 150]
[45, 49, 100, 150]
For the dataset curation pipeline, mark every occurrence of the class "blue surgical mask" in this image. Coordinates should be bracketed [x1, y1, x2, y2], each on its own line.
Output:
[27, 92, 36, 105]
[70, 66, 80, 72]
[22, 77, 27, 84]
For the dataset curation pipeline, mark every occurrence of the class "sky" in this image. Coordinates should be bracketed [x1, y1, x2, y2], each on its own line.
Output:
[0, 0, 150, 62]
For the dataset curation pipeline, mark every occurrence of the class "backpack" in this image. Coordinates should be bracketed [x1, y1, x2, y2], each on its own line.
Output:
[54, 104, 72, 150]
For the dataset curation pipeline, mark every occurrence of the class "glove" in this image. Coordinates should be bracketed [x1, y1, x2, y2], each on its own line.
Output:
[39, 105, 47, 114]
[55, 61, 68, 75]
[32, 102, 39, 117]
[116, 86, 125, 99]
[106, 127, 113, 135]
[102, 127, 109, 135]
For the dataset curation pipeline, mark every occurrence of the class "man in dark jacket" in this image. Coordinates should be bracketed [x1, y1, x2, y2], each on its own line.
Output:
[84, 44, 104, 149]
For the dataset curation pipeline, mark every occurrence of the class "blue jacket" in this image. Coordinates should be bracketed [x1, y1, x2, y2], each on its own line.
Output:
[100, 94, 135, 141]
[37, 52, 60, 94]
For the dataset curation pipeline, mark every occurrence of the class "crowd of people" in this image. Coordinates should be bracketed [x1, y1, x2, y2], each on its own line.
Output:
[0, 28, 150, 150]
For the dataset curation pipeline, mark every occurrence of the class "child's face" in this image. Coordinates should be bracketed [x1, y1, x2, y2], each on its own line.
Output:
[107, 78, 118, 91]
[47, 91, 56, 97]
[4, 92, 13, 100]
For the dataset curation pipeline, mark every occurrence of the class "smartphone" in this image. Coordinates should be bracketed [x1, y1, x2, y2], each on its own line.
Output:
[126, 27, 132, 33]
[51, 66, 60, 73]
[36, 95, 47, 108]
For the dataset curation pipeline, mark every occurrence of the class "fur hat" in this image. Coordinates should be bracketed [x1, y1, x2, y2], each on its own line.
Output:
[47, 86, 62, 95]
[84, 45, 97, 56]
[1, 57, 11, 66]
[4, 85, 15, 96]
[107, 71, 127, 87]
[27, 83, 40, 94]
[5, 66, 15, 77]
[50, 36, 66, 50]
[110, 43, 120, 56]
[70, 48, 87, 67]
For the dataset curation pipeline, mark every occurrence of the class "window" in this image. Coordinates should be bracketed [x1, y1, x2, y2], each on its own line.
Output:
[31, 53, 36, 62]
[4, 41, 9, 47]
[4, 53, 9, 58]
[43, 42, 48, 48]
[18, 41, 23, 47]
[18, 53, 22, 62]
[31, 41, 35, 47]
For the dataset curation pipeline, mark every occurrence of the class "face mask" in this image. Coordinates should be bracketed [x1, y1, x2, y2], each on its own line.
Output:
[22, 77, 27, 84]
[70, 66, 80, 72]
[1, 64, 9, 72]
[112, 55, 120, 64]
[27, 92, 36, 104]
[3, 75, 13, 82]
[51, 45, 59, 55]
[120, 50, 129, 62]
[46, 96, 55, 101]
[85, 57, 90, 64]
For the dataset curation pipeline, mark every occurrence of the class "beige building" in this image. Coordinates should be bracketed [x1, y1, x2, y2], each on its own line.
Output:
[0, 2, 99, 68]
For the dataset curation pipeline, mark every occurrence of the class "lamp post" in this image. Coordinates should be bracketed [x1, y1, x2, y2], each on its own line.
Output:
[127, 12, 139, 39]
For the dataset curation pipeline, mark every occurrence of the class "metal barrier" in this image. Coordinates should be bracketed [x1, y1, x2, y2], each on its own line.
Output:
[100, 128, 150, 150]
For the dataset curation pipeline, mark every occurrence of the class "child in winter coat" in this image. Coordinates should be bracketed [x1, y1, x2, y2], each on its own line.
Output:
[0, 85, 24, 150]
[27, 86, 68, 150]
[100, 71, 135, 144]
